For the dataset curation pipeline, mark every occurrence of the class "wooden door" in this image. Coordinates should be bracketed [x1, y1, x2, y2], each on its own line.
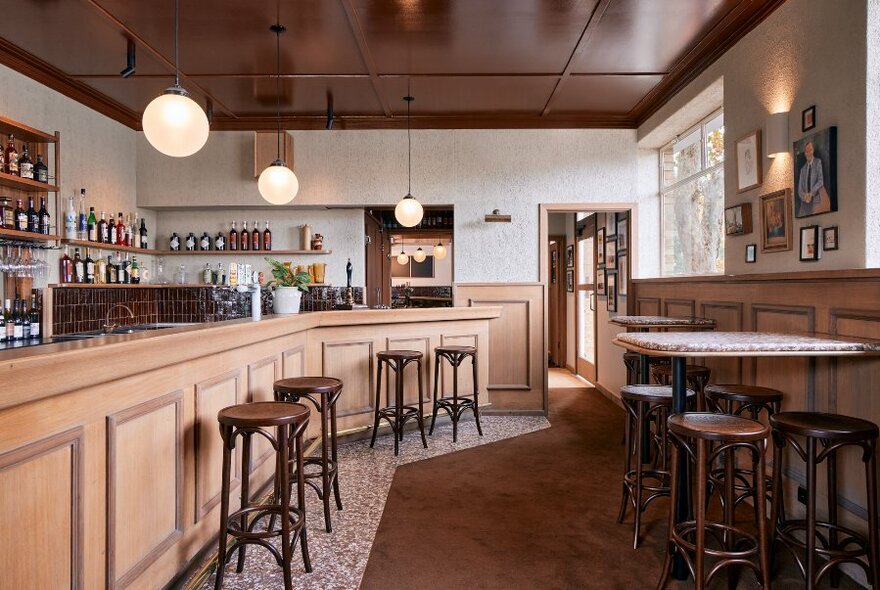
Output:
[547, 236, 566, 367]
[364, 212, 391, 307]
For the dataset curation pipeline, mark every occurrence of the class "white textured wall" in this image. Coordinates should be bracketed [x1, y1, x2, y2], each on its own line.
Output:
[639, 0, 869, 273]
[866, 0, 880, 267]
[138, 129, 652, 283]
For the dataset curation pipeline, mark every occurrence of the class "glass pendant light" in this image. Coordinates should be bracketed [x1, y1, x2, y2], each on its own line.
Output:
[433, 239, 447, 260]
[142, 0, 209, 157]
[396, 241, 409, 265]
[413, 246, 427, 263]
[394, 95, 424, 227]
[258, 20, 299, 205]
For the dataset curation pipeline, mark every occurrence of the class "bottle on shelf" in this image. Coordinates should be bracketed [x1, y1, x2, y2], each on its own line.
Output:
[200, 231, 211, 251]
[21, 298, 31, 340]
[107, 255, 118, 284]
[214, 262, 225, 285]
[107, 213, 117, 245]
[4, 135, 19, 176]
[0, 196, 12, 228]
[34, 154, 48, 183]
[77, 189, 87, 240]
[95, 254, 107, 284]
[97, 211, 108, 243]
[185, 232, 196, 251]
[251, 220, 260, 251]
[28, 292, 40, 340]
[85, 248, 95, 284]
[18, 144, 33, 179]
[87, 207, 97, 242]
[169, 231, 180, 251]
[263, 221, 272, 251]
[13, 298, 23, 340]
[240, 221, 250, 251]
[131, 256, 140, 284]
[139, 217, 148, 249]
[72, 248, 85, 283]
[14, 199, 27, 231]
[118, 252, 130, 284]
[214, 231, 226, 251]
[115, 212, 126, 246]
[64, 193, 76, 240]
[38, 197, 50, 235]
[59, 246, 74, 283]
[229, 221, 238, 251]
[203, 262, 212, 285]
[26, 196, 38, 233]
[2, 299, 12, 342]
[128, 214, 137, 248]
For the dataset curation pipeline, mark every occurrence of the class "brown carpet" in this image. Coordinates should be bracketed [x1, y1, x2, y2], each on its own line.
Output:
[360, 387, 866, 590]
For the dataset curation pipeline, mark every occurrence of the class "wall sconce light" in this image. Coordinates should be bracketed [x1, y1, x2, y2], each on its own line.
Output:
[766, 112, 789, 158]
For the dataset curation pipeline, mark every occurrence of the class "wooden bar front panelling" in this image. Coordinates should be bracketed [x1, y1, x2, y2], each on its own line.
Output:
[631, 270, 880, 540]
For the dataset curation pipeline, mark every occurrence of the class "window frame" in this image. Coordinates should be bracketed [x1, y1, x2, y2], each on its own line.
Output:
[659, 108, 725, 277]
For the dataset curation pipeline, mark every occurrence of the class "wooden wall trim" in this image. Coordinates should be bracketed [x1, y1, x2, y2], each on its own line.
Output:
[247, 355, 281, 470]
[663, 298, 696, 317]
[0, 426, 85, 590]
[282, 345, 306, 378]
[468, 298, 531, 390]
[634, 268, 880, 285]
[106, 391, 184, 589]
[635, 296, 661, 315]
[322, 340, 374, 417]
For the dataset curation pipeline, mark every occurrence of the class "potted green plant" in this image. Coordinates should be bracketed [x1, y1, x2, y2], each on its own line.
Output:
[265, 257, 311, 314]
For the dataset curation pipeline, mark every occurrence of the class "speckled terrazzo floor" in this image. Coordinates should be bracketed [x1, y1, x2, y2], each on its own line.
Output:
[194, 415, 550, 590]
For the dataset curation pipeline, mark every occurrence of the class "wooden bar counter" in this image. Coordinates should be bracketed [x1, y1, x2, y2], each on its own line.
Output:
[0, 306, 500, 589]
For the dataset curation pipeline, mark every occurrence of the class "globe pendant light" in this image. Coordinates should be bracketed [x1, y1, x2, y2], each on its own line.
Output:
[394, 95, 424, 227]
[258, 22, 299, 205]
[142, 0, 209, 157]
[433, 239, 447, 260]
[413, 246, 427, 263]
[396, 241, 409, 265]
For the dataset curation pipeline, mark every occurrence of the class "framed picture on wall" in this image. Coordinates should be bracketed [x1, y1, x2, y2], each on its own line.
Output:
[759, 188, 793, 253]
[618, 253, 628, 296]
[799, 225, 820, 261]
[606, 271, 618, 312]
[745, 244, 757, 263]
[823, 226, 839, 251]
[793, 126, 837, 218]
[724, 203, 753, 235]
[616, 212, 628, 252]
[565, 269, 574, 293]
[802, 105, 816, 132]
[596, 268, 606, 296]
[566, 244, 574, 268]
[550, 249, 558, 284]
[597, 227, 606, 266]
[736, 129, 763, 192]
[606, 236, 617, 270]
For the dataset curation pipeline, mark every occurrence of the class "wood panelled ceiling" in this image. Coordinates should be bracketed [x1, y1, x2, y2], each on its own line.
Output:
[0, 0, 785, 130]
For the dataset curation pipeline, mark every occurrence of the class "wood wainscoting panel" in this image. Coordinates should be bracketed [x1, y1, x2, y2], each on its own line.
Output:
[664, 298, 695, 318]
[322, 340, 374, 418]
[247, 355, 281, 472]
[700, 301, 744, 383]
[282, 345, 306, 379]
[751, 304, 816, 411]
[194, 371, 241, 522]
[439, 334, 479, 397]
[636, 297, 661, 315]
[0, 427, 84, 589]
[385, 336, 431, 406]
[455, 284, 544, 412]
[106, 391, 183, 589]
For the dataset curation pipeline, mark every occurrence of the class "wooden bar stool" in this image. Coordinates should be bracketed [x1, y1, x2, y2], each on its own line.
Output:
[770, 412, 880, 589]
[274, 377, 344, 533]
[651, 363, 711, 410]
[429, 345, 483, 442]
[370, 350, 428, 456]
[617, 384, 695, 548]
[657, 413, 771, 590]
[215, 401, 312, 590]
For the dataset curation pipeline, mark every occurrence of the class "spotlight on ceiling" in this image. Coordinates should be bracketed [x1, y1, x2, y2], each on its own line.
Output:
[120, 39, 136, 78]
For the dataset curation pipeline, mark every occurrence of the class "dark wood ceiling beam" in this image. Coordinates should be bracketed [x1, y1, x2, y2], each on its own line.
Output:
[70, 72, 668, 80]
[339, 0, 393, 118]
[540, 0, 613, 117]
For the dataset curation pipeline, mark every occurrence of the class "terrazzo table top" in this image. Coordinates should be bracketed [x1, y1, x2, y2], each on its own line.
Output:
[610, 315, 716, 328]
[614, 331, 880, 357]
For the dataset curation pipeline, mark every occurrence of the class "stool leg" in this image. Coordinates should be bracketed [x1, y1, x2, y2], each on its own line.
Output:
[214, 426, 233, 590]
[769, 432, 784, 575]
[296, 429, 312, 573]
[695, 438, 707, 590]
[451, 357, 459, 443]
[617, 400, 633, 525]
[805, 436, 818, 590]
[656, 438, 679, 590]
[429, 352, 440, 435]
[278, 426, 293, 590]
[235, 433, 252, 573]
[330, 399, 343, 511]
[472, 353, 483, 436]
[827, 447, 840, 588]
[723, 443, 737, 590]
[755, 441, 772, 590]
[632, 400, 645, 549]
[370, 359, 382, 449]
[394, 361, 403, 455]
[416, 359, 428, 448]
[320, 395, 332, 533]
[865, 440, 880, 589]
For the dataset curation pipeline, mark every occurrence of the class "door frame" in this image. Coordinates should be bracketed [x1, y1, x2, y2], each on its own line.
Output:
[547, 235, 567, 367]
[538, 203, 638, 410]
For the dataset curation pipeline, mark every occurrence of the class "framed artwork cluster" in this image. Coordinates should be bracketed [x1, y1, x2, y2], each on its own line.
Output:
[595, 212, 627, 312]
[565, 243, 574, 293]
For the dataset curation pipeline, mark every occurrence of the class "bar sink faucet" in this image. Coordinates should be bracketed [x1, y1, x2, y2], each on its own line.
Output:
[103, 304, 135, 333]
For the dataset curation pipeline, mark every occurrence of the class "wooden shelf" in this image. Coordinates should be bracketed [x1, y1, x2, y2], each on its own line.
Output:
[61, 239, 159, 255]
[0, 116, 57, 144]
[389, 230, 452, 241]
[160, 249, 332, 256]
[0, 172, 59, 193]
[0, 226, 60, 243]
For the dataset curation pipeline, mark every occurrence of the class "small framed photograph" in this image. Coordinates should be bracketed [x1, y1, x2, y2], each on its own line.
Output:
[596, 268, 606, 296]
[597, 227, 606, 266]
[799, 225, 820, 261]
[565, 269, 574, 292]
[724, 203, 753, 236]
[606, 271, 618, 312]
[618, 253, 628, 296]
[760, 188, 793, 253]
[616, 212, 628, 252]
[802, 105, 816, 132]
[565, 244, 574, 268]
[606, 236, 617, 270]
[822, 226, 839, 251]
[745, 244, 757, 263]
[736, 129, 763, 192]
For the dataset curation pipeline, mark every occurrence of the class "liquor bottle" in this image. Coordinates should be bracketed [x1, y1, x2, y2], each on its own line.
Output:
[4, 135, 19, 175]
[95, 255, 107, 284]
[126, 213, 134, 247]
[38, 197, 50, 235]
[185, 232, 196, 251]
[77, 189, 87, 240]
[60, 246, 74, 283]
[64, 193, 76, 240]
[21, 299, 30, 340]
[118, 252, 129, 284]
[2, 299, 12, 342]
[251, 220, 260, 251]
[200, 232, 211, 251]
[240, 221, 250, 251]
[263, 221, 272, 251]
[34, 154, 48, 183]
[26, 197, 38, 232]
[13, 298, 23, 340]
[214, 262, 224, 285]
[229, 221, 238, 251]
[98, 211, 108, 243]
[214, 232, 226, 251]
[115, 212, 125, 246]
[73, 248, 85, 283]
[131, 256, 140, 284]
[14, 199, 27, 231]
[107, 255, 118, 284]
[169, 232, 180, 251]
[108, 214, 117, 245]
[18, 144, 33, 179]
[139, 218, 148, 249]
[87, 207, 97, 241]
[28, 293, 40, 339]
[85, 248, 95, 284]
[203, 263, 212, 285]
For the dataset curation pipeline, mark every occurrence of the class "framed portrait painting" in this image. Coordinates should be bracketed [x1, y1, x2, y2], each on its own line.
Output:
[736, 129, 763, 192]
[759, 189, 792, 253]
[793, 126, 837, 218]
[597, 227, 606, 266]
[800, 225, 820, 261]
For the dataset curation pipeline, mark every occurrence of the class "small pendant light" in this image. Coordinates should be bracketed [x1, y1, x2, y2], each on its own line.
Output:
[142, 0, 210, 157]
[258, 18, 299, 205]
[433, 239, 447, 260]
[413, 246, 427, 263]
[394, 95, 424, 227]
[396, 240, 409, 265]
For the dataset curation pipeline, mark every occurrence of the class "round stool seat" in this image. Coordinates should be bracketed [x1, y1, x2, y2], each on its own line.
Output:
[771, 411, 879, 441]
[652, 364, 710, 379]
[378, 349, 423, 361]
[218, 401, 310, 428]
[274, 376, 343, 398]
[621, 384, 695, 404]
[669, 412, 768, 442]
[705, 384, 783, 404]
[435, 345, 476, 355]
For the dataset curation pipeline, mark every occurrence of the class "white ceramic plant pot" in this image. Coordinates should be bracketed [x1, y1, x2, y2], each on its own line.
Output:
[273, 286, 303, 314]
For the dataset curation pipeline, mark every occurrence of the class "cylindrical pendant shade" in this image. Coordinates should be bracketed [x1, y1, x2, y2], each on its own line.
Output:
[142, 88, 210, 157]
[766, 112, 789, 158]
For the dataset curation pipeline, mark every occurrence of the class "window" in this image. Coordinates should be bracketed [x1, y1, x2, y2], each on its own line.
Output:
[660, 110, 725, 276]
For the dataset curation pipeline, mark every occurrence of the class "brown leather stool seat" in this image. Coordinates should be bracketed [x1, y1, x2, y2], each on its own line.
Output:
[274, 377, 344, 533]
[657, 413, 771, 590]
[429, 345, 483, 442]
[370, 350, 428, 456]
[651, 363, 712, 410]
[770, 412, 879, 589]
[214, 402, 312, 590]
[617, 385, 695, 548]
